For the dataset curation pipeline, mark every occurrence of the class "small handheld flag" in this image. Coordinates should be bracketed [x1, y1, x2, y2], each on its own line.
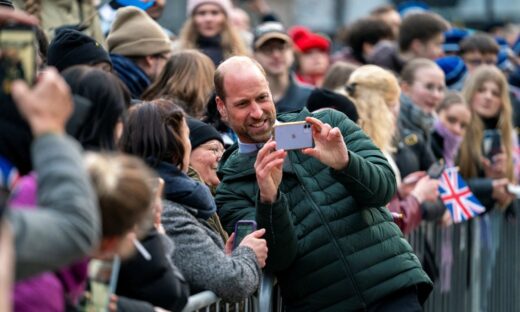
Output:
[438, 167, 485, 223]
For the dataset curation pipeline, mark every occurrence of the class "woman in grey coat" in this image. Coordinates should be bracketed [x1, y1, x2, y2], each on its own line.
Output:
[120, 99, 268, 302]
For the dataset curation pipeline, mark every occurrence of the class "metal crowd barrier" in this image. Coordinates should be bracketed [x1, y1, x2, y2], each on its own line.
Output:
[184, 206, 520, 312]
[181, 273, 281, 312]
[409, 205, 520, 312]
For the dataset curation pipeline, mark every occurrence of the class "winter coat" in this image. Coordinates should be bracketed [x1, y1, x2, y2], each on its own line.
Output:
[276, 74, 313, 114]
[152, 160, 216, 220]
[397, 96, 445, 222]
[161, 200, 261, 302]
[216, 108, 432, 311]
[10, 173, 88, 312]
[13, 0, 105, 43]
[396, 95, 436, 177]
[7, 134, 100, 280]
[116, 228, 189, 312]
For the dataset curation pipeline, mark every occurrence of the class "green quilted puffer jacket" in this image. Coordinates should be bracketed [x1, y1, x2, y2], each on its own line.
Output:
[216, 108, 432, 311]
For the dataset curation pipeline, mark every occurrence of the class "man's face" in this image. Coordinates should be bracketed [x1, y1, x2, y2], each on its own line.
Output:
[380, 10, 401, 38]
[149, 52, 171, 81]
[146, 0, 166, 20]
[414, 33, 444, 60]
[462, 51, 498, 73]
[254, 39, 294, 76]
[216, 66, 277, 144]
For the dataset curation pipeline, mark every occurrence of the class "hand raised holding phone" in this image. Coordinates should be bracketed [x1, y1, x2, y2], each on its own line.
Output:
[301, 117, 349, 170]
[255, 140, 286, 204]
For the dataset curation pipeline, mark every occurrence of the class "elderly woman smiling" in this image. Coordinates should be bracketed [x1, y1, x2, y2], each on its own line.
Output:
[187, 118, 225, 190]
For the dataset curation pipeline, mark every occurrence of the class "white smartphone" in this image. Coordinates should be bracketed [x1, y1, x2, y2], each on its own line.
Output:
[273, 121, 314, 151]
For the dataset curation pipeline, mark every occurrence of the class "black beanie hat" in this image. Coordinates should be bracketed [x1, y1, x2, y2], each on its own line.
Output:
[47, 28, 112, 72]
[187, 118, 224, 150]
[306, 88, 359, 123]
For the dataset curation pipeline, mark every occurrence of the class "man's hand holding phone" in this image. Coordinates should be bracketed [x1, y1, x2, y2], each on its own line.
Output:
[301, 117, 349, 170]
[255, 140, 286, 204]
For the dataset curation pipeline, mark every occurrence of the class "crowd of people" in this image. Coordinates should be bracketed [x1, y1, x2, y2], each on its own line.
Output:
[1, 0, 520, 311]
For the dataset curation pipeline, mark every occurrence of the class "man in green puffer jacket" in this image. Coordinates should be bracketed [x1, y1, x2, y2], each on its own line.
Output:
[214, 56, 432, 312]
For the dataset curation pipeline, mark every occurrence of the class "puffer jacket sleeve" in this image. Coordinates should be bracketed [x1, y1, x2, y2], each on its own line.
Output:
[8, 134, 100, 280]
[215, 179, 257, 234]
[327, 110, 397, 207]
[162, 201, 261, 302]
[255, 192, 298, 273]
[216, 173, 298, 273]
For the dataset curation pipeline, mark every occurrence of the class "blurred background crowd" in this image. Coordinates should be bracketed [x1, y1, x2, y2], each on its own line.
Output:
[2, 0, 520, 311]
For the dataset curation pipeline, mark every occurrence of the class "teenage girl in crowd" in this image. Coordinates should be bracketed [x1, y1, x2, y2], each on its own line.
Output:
[458, 65, 517, 210]
[397, 58, 446, 176]
[177, 0, 249, 66]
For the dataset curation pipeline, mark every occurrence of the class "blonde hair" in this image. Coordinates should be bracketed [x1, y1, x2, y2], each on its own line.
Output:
[85, 153, 156, 237]
[347, 65, 400, 153]
[458, 65, 515, 182]
[178, 15, 249, 60]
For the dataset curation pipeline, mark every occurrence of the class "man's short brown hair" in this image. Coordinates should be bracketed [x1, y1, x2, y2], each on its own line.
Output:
[399, 12, 449, 52]
[370, 4, 396, 16]
[459, 33, 500, 55]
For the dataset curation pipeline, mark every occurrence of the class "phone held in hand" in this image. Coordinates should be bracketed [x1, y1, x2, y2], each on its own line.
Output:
[79, 256, 121, 312]
[507, 184, 520, 198]
[233, 220, 257, 250]
[274, 121, 314, 151]
[482, 129, 502, 161]
[0, 24, 37, 92]
[427, 160, 446, 179]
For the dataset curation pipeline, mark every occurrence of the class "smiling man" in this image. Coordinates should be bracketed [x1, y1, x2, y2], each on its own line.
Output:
[215, 56, 432, 311]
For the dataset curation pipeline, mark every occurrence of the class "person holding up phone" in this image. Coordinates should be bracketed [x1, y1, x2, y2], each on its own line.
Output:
[5, 67, 101, 280]
[458, 66, 517, 210]
[215, 56, 432, 311]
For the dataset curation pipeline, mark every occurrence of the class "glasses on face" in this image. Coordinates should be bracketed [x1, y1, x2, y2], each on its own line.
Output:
[200, 143, 224, 157]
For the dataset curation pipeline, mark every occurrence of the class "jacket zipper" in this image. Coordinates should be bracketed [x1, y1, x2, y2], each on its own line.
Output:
[290, 153, 368, 310]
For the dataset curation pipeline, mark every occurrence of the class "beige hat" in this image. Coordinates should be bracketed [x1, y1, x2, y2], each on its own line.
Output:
[253, 22, 292, 50]
[107, 7, 171, 57]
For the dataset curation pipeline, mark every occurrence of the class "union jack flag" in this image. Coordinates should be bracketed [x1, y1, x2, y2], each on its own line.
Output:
[439, 167, 485, 223]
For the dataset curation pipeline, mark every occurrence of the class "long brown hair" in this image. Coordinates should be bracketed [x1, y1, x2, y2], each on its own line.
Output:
[119, 99, 187, 169]
[142, 50, 215, 118]
[458, 65, 515, 182]
[177, 16, 249, 60]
